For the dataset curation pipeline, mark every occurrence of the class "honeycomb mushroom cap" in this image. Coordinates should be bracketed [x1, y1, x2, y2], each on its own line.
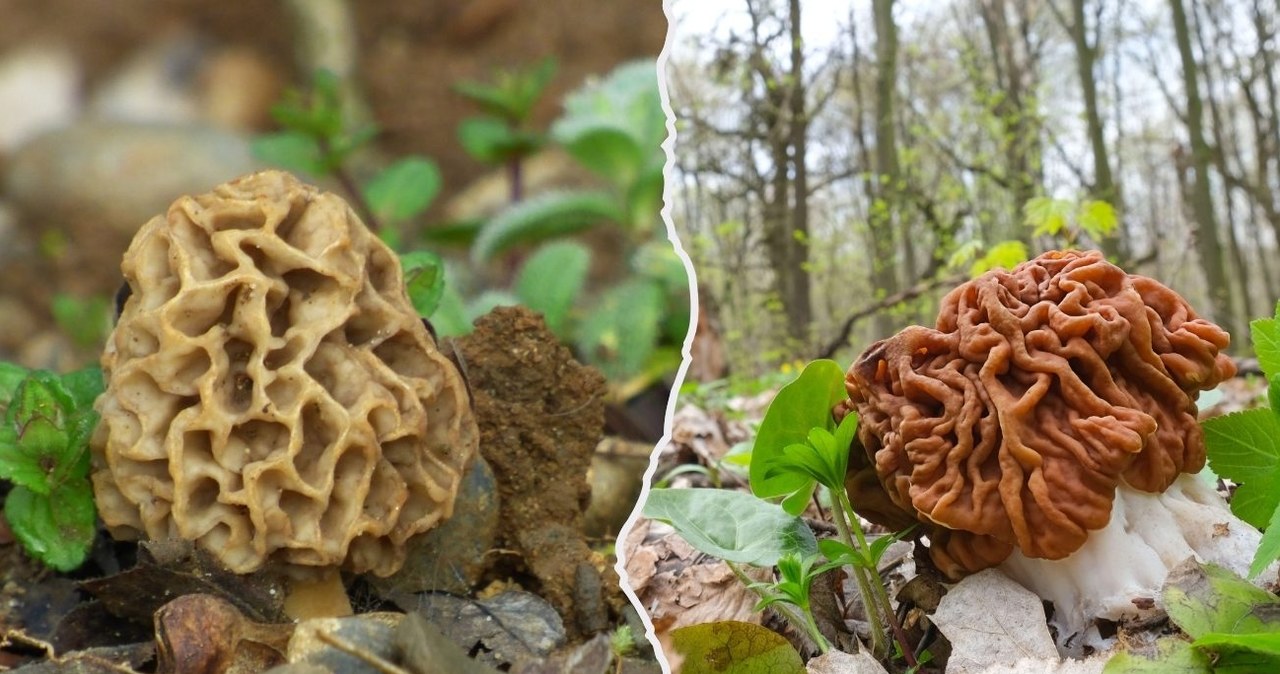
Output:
[841, 250, 1235, 578]
[92, 170, 478, 578]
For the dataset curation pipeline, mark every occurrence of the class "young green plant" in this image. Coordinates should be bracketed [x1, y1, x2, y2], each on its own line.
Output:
[0, 362, 103, 571]
[455, 57, 556, 203]
[253, 69, 442, 249]
[750, 359, 915, 664]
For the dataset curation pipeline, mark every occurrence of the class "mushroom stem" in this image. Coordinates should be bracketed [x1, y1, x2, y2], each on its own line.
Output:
[283, 570, 355, 621]
[997, 473, 1266, 645]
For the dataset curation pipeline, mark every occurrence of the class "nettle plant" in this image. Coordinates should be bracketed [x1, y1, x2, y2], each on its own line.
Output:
[442, 60, 686, 389]
[644, 360, 921, 670]
[0, 363, 103, 570]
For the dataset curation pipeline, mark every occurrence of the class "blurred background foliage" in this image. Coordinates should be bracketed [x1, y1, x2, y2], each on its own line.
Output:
[0, 0, 676, 439]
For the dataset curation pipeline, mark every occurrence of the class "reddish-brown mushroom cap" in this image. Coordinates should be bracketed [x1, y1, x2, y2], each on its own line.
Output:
[840, 250, 1235, 578]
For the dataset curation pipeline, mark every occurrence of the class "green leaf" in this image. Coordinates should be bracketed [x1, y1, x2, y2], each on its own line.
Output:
[428, 279, 472, 338]
[1103, 637, 1212, 673]
[556, 123, 644, 185]
[1163, 561, 1280, 640]
[51, 294, 110, 349]
[454, 58, 556, 122]
[1253, 311, 1280, 380]
[0, 372, 78, 495]
[671, 621, 805, 674]
[1079, 200, 1118, 239]
[1204, 409, 1280, 528]
[1023, 196, 1071, 236]
[471, 190, 622, 262]
[457, 117, 543, 164]
[969, 240, 1028, 277]
[60, 366, 104, 411]
[642, 488, 817, 566]
[0, 362, 28, 408]
[363, 157, 441, 224]
[4, 484, 96, 572]
[466, 290, 521, 322]
[1251, 502, 1280, 579]
[399, 251, 446, 318]
[750, 360, 848, 514]
[514, 241, 591, 335]
[252, 132, 326, 176]
[577, 279, 664, 380]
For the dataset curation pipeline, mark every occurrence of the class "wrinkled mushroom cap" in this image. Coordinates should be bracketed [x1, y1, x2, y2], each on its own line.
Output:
[91, 170, 478, 578]
[841, 250, 1235, 578]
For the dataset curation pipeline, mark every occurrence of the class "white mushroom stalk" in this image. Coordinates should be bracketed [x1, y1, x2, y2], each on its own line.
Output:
[999, 473, 1264, 645]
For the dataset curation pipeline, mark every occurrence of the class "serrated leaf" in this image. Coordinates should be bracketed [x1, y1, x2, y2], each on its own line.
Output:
[400, 251, 446, 318]
[1, 372, 79, 494]
[252, 132, 326, 176]
[1204, 409, 1280, 527]
[671, 621, 805, 674]
[1253, 313, 1280, 380]
[514, 241, 590, 335]
[1163, 560, 1280, 639]
[4, 484, 95, 572]
[363, 157, 441, 223]
[1079, 199, 1118, 239]
[642, 488, 817, 566]
[471, 190, 622, 262]
[1251, 501, 1280, 578]
[750, 360, 847, 514]
[1023, 196, 1071, 236]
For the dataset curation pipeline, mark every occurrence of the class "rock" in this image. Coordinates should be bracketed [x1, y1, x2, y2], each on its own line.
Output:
[932, 569, 1058, 674]
[6, 121, 259, 238]
[371, 455, 500, 596]
[0, 44, 79, 153]
[806, 650, 890, 674]
[88, 30, 205, 125]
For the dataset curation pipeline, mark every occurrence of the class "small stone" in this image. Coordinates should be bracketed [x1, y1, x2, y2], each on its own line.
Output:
[806, 650, 890, 674]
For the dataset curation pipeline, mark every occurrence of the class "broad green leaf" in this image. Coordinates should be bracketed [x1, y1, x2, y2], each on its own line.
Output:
[1269, 374, 1280, 414]
[1251, 501, 1280, 578]
[1, 372, 76, 494]
[671, 621, 805, 674]
[4, 484, 95, 572]
[624, 161, 666, 231]
[577, 279, 664, 380]
[750, 360, 847, 514]
[1079, 199, 1118, 239]
[429, 280, 472, 338]
[400, 251, 446, 318]
[252, 132, 325, 176]
[363, 157, 441, 223]
[554, 61, 664, 158]
[514, 241, 591, 335]
[1204, 409, 1280, 528]
[1103, 637, 1211, 673]
[556, 124, 644, 185]
[1253, 312, 1280, 380]
[1163, 560, 1280, 640]
[471, 190, 622, 262]
[642, 488, 817, 566]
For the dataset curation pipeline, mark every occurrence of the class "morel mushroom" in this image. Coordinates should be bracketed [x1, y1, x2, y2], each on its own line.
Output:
[838, 250, 1259, 637]
[91, 171, 478, 613]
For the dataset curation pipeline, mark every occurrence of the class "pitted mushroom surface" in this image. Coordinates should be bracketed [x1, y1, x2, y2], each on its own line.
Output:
[92, 170, 478, 578]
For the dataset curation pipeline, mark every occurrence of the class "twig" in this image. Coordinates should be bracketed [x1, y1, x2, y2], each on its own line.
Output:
[816, 275, 966, 359]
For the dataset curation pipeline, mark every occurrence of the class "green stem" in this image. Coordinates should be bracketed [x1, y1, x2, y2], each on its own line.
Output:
[834, 489, 917, 668]
[827, 490, 887, 658]
[727, 561, 831, 654]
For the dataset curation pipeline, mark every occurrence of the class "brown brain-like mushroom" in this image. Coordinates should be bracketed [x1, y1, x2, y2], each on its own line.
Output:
[839, 250, 1259, 636]
[91, 171, 478, 593]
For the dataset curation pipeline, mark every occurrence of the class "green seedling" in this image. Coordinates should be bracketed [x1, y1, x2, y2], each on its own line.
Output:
[456, 57, 556, 202]
[1204, 300, 1280, 578]
[253, 69, 442, 246]
[0, 363, 102, 571]
[748, 552, 844, 653]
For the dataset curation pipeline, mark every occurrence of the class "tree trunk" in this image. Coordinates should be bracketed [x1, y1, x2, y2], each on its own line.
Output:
[786, 0, 813, 344]
[1169, 0, 1240, 339]
[869, 0, 903, 338]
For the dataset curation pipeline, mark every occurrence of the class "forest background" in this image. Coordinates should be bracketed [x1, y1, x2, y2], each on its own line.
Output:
[667, 0, 1280, 379]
